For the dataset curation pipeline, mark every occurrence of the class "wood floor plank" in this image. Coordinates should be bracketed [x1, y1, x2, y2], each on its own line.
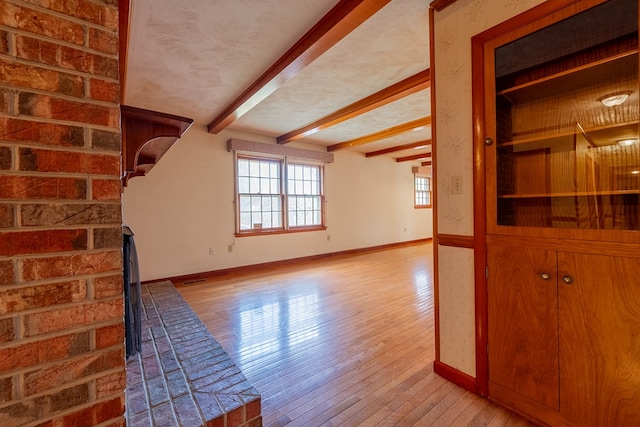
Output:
[177, 243, 528, 426]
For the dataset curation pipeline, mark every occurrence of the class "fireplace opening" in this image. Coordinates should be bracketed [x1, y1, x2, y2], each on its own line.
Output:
[123, 225, 142, 358]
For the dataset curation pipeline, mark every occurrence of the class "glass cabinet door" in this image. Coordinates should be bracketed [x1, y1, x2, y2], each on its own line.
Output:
[492, 0, 639, 231]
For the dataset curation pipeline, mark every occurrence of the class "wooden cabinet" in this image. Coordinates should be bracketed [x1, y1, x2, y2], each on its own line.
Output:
[487, 244, 640, 426]
[478, 0, 640, 425]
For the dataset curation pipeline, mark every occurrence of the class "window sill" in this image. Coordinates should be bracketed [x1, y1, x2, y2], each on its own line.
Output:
[236, 226, 327, 237]
[415, 205, 432, 209]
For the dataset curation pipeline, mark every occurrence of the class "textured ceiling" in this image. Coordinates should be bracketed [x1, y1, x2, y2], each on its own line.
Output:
[124, 0, 431, 160]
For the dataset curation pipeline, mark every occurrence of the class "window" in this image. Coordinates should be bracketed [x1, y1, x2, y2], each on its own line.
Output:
[415, 175, 432, 208]
[236, 155, 324, 234]
[287, 164, 322, 227]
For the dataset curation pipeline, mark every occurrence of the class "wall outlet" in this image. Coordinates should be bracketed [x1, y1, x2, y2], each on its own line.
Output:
[228, 244, 234, 253]
[451, 176, 463, 194]
[326, 235, 331, 241]
[209, 248, 216, 255]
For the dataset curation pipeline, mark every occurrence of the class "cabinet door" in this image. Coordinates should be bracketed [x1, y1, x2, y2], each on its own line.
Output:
[558, 252, 640, 426]
[488, 245, 559, 409]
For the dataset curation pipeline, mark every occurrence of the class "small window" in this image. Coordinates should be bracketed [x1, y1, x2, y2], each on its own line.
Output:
[415, 176, 432, 208]
[236, 155, 325, 235]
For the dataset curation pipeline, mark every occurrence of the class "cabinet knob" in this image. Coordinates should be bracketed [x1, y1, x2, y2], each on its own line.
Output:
[484, 137, 494, 146]
[540, 272, 551, 280]
[562, 275, 574, 285]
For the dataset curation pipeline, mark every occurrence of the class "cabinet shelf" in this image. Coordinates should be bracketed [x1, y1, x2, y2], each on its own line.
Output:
[497, 32, 638, 94]
[497, 49, 637, 97]
[498, 121, 639, 148]
[499, 189, 640, 199]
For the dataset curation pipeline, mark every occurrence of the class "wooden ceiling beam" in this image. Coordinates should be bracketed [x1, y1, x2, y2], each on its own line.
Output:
[327, 117, 431, 152]
[365, 139, 431, 157]
[396, 152, 432, 162]
[207, 0, 392, 134]
[277, 69, 430, 144]
[422, 161, 432, 166]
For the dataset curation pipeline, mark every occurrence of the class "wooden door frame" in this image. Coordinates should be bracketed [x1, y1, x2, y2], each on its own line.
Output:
[470, 0, 607, 397]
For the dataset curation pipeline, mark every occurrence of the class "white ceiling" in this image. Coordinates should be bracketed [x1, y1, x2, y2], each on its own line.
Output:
[124, 0, 431, 162]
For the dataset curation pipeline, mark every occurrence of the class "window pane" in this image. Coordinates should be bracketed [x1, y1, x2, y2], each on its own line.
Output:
[263, 213, 272, 228]
[249, 160, 259, 177]
[272, 211, 282, 227]
[240, 213, 251, 230]
[238, 159, 249, 176]
[260, 177, 270, 193]
[240, 196, 250, 212]
[263, 196, 272, 211]
[260, 162, 270, 177]
[238, 177, 249, 193]
[249, 177, 259, 193]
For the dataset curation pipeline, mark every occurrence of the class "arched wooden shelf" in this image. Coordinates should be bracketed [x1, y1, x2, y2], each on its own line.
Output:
[121, 105, 194, 185]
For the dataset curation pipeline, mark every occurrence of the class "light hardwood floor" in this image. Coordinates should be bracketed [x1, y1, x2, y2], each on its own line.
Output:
[177, 242, 532, 426]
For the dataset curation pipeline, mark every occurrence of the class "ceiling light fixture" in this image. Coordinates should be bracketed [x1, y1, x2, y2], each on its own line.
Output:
[599, 92, 631, 107]
[618, 139, 637, 147]
[413, 126, 425, 131]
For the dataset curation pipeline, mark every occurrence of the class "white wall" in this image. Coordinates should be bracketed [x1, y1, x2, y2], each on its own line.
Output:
[432, 0, 545, 377]
[123, 124, 432, 281]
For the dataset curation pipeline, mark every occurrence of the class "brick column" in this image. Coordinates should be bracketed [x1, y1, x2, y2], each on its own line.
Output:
[0, 1, 125, 425]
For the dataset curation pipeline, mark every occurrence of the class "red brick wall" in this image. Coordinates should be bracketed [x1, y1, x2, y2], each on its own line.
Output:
[0, 0, 125, 425]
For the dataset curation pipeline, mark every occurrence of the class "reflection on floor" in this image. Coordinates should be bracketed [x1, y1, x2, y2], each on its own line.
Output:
[178, 242, 533, 426]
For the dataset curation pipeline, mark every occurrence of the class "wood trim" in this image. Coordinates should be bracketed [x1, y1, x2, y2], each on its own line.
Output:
[121, 105, 194, 185]
[437, 234, 474, 248]
[365, 139, 431, 157]
[277, 70, 430, 144]
[433, 360, 476, 393]
[150, 238, 433, 286]
[395, 152, 431, 162]
[471, 28, 489, 397]
[118, 0, 131, 100]
[206, 0, 391, 134]
[429, 6, 441, 366]
[430, 0, 458, 12]
[327, 117, 431, 152]
[421, 161, 432, 166]
[471, 0, 588, 46]
[235, 226, 327, 237]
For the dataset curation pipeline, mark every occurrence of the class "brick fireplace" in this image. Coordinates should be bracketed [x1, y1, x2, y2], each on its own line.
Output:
[0, 1, 126, 425]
